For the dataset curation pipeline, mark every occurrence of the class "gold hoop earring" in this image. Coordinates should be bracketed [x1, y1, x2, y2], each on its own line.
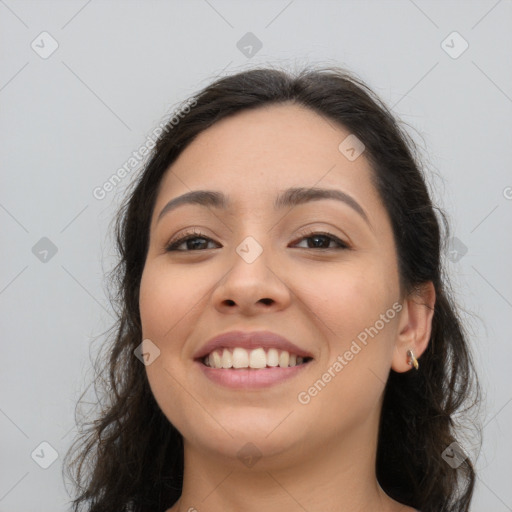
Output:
[406, 349, 419, 370]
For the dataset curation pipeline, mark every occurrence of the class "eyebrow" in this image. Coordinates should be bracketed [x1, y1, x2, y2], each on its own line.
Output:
[156, 187, 371, 227]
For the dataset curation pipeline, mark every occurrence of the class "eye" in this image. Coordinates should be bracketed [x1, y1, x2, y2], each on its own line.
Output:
[165, 230, 218, 252]
[292, 231, 350, 250]
[165, 230, 350, 252]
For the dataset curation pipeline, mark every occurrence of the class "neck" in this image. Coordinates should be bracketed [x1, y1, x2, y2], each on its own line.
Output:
[174, 405, 401, 512]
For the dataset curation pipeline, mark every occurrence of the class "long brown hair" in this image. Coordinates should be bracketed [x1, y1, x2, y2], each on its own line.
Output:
[63, 65, 482, 512]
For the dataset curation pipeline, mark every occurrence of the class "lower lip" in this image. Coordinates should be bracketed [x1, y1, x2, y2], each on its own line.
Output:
[195, 360, 311, 389]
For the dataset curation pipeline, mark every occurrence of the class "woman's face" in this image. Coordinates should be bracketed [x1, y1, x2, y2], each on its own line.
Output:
[139, 103, 406, 467]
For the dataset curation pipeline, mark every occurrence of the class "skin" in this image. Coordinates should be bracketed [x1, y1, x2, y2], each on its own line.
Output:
[139, 103, 435, 512]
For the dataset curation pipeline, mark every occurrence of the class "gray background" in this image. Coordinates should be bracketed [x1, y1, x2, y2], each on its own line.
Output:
[1, 0, 511, 510]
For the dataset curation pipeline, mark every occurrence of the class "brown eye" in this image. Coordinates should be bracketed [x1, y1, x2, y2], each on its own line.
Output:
[165, 231, 219, 252]
[293, 231, 349, 250]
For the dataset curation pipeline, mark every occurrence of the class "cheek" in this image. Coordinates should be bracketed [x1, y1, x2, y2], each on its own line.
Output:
[139, 260, 203, 340]
[292, 266, 398, 429]
[295, 261, 396, 348]
[139, 261, 206, 434]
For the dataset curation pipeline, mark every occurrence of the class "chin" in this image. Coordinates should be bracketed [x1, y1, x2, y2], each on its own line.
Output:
[193, 428, 305, 470]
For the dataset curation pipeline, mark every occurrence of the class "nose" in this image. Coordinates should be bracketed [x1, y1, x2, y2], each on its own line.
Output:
[211, 238, 292, 316]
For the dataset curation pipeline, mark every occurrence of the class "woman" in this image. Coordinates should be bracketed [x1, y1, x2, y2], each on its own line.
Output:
[65, 65, 482, 512]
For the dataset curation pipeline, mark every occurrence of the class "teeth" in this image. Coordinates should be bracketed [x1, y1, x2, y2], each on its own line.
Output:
[212, 350, 222, 368]
[221, 348, 232, 368]
[249, 347, 267, 369]
[204, 348, 308, 369]
[232, 347, 249, 368]
[267, 348, 279, 367]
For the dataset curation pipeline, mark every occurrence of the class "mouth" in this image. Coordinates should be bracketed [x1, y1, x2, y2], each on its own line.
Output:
[199, 347, 314, 369]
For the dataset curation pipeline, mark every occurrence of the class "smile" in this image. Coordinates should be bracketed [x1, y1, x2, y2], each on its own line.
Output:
[203, 347, 312, 369]
[197, 347, 313, 389]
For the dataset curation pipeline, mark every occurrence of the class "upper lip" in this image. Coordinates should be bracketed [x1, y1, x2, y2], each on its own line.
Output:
[193, 330, 314, 360]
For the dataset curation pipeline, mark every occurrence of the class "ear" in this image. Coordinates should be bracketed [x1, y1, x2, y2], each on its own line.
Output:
[391, 281, 436, 373]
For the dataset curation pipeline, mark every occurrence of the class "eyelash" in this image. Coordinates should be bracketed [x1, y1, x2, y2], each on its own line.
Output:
[165, 229, 350, 252]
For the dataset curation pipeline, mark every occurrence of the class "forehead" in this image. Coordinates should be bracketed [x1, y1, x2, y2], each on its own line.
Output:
[156, 103, 381, 216]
